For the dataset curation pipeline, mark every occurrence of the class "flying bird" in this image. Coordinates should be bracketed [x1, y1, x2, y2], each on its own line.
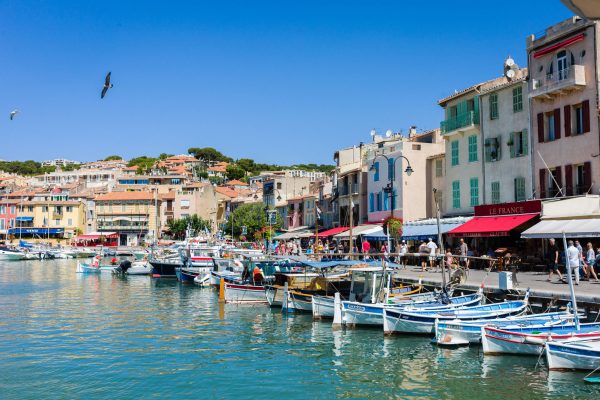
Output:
[9, 109, 19, 120]
[101, 72, 113, 99]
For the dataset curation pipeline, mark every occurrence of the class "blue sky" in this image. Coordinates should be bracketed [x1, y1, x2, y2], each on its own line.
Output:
[1, 0, 573, 165]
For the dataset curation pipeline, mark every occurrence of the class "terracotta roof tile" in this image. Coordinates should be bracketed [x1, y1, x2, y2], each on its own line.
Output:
[95, 191, 155, 201]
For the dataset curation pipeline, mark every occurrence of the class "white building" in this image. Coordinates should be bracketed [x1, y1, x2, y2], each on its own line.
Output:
[41, 158, 80, 168]
[365, 129, 445, 223]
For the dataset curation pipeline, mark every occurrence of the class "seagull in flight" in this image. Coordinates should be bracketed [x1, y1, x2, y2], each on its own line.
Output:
[9, 109, 19, 120]
[101, 72, 113, 99]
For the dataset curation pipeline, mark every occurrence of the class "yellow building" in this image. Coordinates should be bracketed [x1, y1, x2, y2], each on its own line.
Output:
[13, 200, 86, 239]
[94, 191, 160, 246]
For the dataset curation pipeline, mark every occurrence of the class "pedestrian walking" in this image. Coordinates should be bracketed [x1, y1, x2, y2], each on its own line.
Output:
[418, 241, 429, 272]
[459, 238, 469, 269]
[546, 238, 564, 282]
[566, 240, 580, 285]
[399, 240, 408, 269]
[427, 238, 438, 271]
[585, 242, 599, 282]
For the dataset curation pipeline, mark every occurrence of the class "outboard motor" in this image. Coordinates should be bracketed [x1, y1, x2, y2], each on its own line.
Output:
[114, 259, 132, 275]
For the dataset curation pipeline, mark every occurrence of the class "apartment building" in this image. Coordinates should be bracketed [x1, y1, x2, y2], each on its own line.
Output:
[527, 17, 599, 198]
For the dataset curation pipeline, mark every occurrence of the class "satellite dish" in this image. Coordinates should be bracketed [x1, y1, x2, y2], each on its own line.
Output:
[505, 57, 515, 67]
[370, 129, 377, 137]
[506, 69, 516, 79]
[385, 129, 393, 137]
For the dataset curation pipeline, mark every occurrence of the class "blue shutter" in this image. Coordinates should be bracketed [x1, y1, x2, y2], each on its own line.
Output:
[388, 158, 394, 180]
[383, 192, 388, 211]
[374, 162, 380, 181]
[369, 193, 374, 212]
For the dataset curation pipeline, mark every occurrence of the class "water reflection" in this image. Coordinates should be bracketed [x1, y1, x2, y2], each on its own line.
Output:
[1, 260, 599, 399]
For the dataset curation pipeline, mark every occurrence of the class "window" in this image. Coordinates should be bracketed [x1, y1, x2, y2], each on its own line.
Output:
[489, 94, 499, 120]
[576, 164, 586, 195]
[547, 114, 555, 141]
[0, 219, 4, 230]
[121, 204, 126, 212]
[374, 162, 380, 181]
[484, 137, 501, 162]
[510, 130, 528, 158]
[468, 135, 478, 162]
[387, 158, 394, 180]
[42, 206, 48, 213]
[171, 178, 181, 184]
[276, 182, 282, 190]
[513, 86, 523, 112]
[68, 218, 73, 226]
[470, 177, 479, 207]
[383, 191, 388, 211]
[435, 159, 443, 177]
[10, 206, 15, 214]
[574, 104, 584, 135]
[491, 181, 500, 204]
[369, 193, 374, 212]
[66, 206, 73, 213]
[10, 219, 14, 228]
[557, 50, 568, 81]
[514, 177, 526, 202]
[451, 141, 459, 166]
[54, 219, 60, 226]
[0, 205, 5, 214]
[376, 192, 382, 211]
[28, 206, 33, 212]
[449, 105, 457, 118]
[452, 181, 460, 209]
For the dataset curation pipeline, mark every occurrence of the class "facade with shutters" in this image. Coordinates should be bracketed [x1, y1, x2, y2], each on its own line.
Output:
[479, 71, 532, 205]
[527, 17, 598, 199]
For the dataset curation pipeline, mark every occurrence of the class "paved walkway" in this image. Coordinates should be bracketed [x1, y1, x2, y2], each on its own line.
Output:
[392, 265, 600, 305]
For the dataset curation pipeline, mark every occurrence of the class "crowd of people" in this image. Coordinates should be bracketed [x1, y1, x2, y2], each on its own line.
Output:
[548, 238, 600, 284]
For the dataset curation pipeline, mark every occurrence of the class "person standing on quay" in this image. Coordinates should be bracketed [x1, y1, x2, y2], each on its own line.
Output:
[546, 238, 563, 282]
[567, 240, 580, 285]
[585, 242, 598, 282]
[427, 238, 438, 271]
[459, 238, 469, 269]
[362, 238, 371, 255]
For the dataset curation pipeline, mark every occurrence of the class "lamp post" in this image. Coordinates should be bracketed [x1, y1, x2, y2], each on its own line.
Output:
[369, 154, 414, 252]
[265, 191, 282, 255]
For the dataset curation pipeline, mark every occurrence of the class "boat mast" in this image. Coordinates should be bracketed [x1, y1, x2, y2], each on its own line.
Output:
[562, 232, 580, 331]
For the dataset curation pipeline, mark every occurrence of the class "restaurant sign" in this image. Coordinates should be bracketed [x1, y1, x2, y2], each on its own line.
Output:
[474, 200, 541, 217]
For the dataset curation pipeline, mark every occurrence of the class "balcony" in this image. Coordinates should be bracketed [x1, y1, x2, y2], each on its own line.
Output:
[530, 65, 586, 100]
[52, 213, 63, 219]
[441, 111, 479, 135]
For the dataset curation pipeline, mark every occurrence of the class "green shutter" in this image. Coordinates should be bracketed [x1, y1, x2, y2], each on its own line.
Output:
[509, 132, 516, 158]
[522, 129, 528, 156]
[495, 137, 501, 161]
[484, 139, 491, 162]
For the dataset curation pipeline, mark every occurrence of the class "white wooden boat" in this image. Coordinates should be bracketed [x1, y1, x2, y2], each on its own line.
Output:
[545, 338, 600, 370]
[0, 247, 26, 261]
[312, 295, 336, 319]
[481, 322, 600, 355]
[224, 282, 268, 303]
[434, 311, 579, 346]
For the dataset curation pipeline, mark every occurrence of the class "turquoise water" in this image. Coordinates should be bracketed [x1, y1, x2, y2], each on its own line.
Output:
[0, 260, 598, 399]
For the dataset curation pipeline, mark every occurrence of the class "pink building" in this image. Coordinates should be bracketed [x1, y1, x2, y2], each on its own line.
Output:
[0, 200, 19, 238]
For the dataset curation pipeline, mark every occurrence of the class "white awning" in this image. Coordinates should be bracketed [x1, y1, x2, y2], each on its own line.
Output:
[521, 219, 600, 239]
[275, 229, 310, 240]
[333, 224, 382, 239]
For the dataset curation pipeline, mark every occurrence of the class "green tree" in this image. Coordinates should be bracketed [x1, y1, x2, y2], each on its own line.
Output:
[128, 156, 158, 174]
[226, 164, 246, 181]
[62, 164, 80, 171]
[223, 204, 282, 239]
[187, 147, 232, 164]
[167, 215, 211, 239]
[104, 155, 122, 161]
[159, 153, 174, 160]
[236, 158, 256, 173]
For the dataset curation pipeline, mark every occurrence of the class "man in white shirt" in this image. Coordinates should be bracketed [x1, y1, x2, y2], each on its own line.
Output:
[567, 240, 580, 285]
[398, 240, 408, 269]
[427, 238, 438, 271]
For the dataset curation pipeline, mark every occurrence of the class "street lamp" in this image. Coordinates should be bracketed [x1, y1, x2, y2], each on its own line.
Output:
[369, 154, 414, 251]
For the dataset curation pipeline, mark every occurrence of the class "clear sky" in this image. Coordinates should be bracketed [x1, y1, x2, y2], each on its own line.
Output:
[2, 0, 573, 165]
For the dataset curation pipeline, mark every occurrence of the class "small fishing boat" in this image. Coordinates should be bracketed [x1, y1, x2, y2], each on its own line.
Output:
[149, 258, 181, 278]
[76, 260, 101, 274]
[481, 322, 600, 355]
[545, 338, 600, 371]
[224, 281, 268, 303]
[383, 292, 530, 335]
[434, 311, 580, 346]
[0, 246, 26, 261]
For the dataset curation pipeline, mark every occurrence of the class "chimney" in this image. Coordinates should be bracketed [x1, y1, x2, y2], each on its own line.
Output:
[409, 126, 417, 138]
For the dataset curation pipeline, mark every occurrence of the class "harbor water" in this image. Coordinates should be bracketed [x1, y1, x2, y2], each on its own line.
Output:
[0, 260, 598, 399]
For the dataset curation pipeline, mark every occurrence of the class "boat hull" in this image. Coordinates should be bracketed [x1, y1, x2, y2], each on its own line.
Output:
[284, 291, 313, 313]
[150, 261, 180, 278]
[312, 295, 335, 319]
[481, 324, 600, 355]
[0, 251, 26, 261]
[224, 283, 267, 304]
[546, 340, 600, 370]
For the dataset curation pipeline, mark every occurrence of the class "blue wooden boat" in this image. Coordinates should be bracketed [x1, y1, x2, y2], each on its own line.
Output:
[76, 261, 102, 274]
[383, 291, 530, 335]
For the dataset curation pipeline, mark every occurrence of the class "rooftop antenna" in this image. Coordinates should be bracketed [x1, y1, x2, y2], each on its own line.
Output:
[385, 129, 393, 138]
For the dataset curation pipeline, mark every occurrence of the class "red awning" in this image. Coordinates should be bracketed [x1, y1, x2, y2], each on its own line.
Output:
[312, 227, 349, 237]
[447, 214, 538, 237]
[534, 33, 585, 58]
[76, 233, 119, 240]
